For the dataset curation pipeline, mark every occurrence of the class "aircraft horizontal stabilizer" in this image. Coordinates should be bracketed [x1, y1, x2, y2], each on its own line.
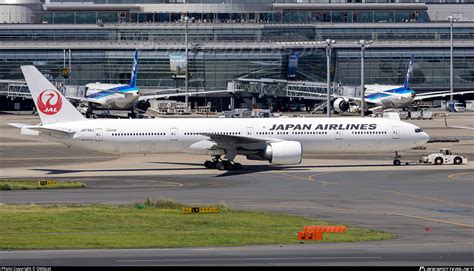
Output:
[7, 123, 76, 137]
[7, 122, 31, 129]
[8, 124, 76, 138]
[28, 126, 76, 136]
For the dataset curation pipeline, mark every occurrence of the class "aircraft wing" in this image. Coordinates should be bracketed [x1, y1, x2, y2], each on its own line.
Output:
[66, 96, 88, 102]
[138, 90, 237, 101]
[196, 133, 283, 151]
[66, 96, 103, 107]
[361, 98, 379, 104]
[286, 90, 378, 104]
[414, 90, 474, 101]
[286, 90, 345, 100]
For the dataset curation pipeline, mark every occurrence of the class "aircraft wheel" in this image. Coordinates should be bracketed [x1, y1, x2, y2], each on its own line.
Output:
[234, 163, 243, 170]
[393, 159, 401, 166]
[204, 160, 215, 169]
[434, 157, 443, 165]
[215, 162, 226, 171]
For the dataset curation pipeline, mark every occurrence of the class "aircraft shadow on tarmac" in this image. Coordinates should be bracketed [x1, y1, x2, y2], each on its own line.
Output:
[31, 167, 205, 175]
[32, 162, 404, 176]
[151, 161, 403, 177]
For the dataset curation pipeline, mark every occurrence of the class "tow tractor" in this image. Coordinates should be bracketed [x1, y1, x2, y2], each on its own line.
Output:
[419, 148, 467, 165]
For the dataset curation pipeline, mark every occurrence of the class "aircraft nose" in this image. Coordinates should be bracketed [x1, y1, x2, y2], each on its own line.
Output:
[415, 132, 430, 145]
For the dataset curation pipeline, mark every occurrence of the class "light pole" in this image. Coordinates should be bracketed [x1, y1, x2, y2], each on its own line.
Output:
[318, 39, 335, 117]
[184, 16, 189, 112]
[448, 15, 459, 103]
[357, 39, 372, 117]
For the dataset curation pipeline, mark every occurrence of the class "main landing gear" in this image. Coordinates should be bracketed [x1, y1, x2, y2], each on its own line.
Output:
[204, 156, 243, 171]
[393, 151, 409, 166]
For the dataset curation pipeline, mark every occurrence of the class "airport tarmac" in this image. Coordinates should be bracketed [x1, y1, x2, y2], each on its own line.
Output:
[0, 112, 473, 266]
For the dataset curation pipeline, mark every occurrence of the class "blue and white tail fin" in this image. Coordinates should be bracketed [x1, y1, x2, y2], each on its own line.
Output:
[21, 66, 85, 124]
[129, 48, 139, 88]
[403, 54, 415, 89]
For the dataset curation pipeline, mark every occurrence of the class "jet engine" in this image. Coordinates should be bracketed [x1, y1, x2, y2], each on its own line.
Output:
[333, 97, 350, 113]
[253, 141, 303, 165]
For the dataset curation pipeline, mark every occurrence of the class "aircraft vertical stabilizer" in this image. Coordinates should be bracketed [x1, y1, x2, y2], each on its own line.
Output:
[403, 54, 415, 89]
[129, 48, 139, 88]
[21, 65, 85, 124]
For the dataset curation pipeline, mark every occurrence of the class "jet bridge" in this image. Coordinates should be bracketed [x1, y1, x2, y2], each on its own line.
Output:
[0, 80, 30, 99]
[0, 79, 85, 100]
[230, 77, 344, 100]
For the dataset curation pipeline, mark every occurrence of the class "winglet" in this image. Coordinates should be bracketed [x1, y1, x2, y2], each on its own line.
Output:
[403, 54, 415, 89]
[129, 48, 139, 88]
[21, 66, 86, 124]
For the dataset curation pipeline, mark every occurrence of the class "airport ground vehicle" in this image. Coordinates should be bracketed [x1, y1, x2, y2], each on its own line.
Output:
[419, 148, 467, 165]
[447, 102, 465, 112]
[76, 104, 89, 115]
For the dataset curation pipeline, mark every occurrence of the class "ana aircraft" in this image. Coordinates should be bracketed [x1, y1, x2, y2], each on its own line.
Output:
[327, 55, 474, 114]
[11, 65, 430, 170]
[67, 49, 234, 117]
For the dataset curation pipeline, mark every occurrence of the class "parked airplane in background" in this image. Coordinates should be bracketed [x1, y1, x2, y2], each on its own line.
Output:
[10, 65, 430, 170]
[67, 48, 234, 117]
[325, 55, 474, 114]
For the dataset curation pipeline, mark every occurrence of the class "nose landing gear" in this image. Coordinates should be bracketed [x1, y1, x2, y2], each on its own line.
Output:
[393, 151, 409, 166]
[204, 156, 243, 171]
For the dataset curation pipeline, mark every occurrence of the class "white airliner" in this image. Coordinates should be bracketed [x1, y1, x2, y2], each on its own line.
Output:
[67, 49, 234, 116]
[11, 66, 430, 170]
[327, 55, 474, 114]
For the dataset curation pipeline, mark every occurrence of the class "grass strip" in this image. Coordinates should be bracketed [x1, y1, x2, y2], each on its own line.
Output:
[0, 199, 394, 249]
[0, 179, 85, 190]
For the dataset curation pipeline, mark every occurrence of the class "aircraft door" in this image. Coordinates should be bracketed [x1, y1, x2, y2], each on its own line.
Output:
[246, 127, 254, 136]
[392, 126, 400, 139]
[95, 128, 103, 141]
[335, 130, 343, 140]
[170, 128, 178, 141]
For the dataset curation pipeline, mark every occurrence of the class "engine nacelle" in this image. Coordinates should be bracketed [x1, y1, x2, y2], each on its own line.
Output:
[333, 97, 350, 113]
[264, 141, 303, 165]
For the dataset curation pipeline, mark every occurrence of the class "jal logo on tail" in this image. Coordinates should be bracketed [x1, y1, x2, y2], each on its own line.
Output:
[37, 89, 62, 115]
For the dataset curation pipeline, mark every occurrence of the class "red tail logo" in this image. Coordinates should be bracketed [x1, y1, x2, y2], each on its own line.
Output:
[37, 90, 62, 115]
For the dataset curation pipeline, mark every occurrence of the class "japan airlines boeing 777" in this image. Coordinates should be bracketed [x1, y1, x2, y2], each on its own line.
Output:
[11, 66, 430, 170]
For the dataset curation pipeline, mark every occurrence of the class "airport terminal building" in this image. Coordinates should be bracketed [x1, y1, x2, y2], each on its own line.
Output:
[0, 0, 473, 110]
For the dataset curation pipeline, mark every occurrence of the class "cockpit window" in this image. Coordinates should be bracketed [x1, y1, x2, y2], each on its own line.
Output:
[415, 128, 423, 133]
